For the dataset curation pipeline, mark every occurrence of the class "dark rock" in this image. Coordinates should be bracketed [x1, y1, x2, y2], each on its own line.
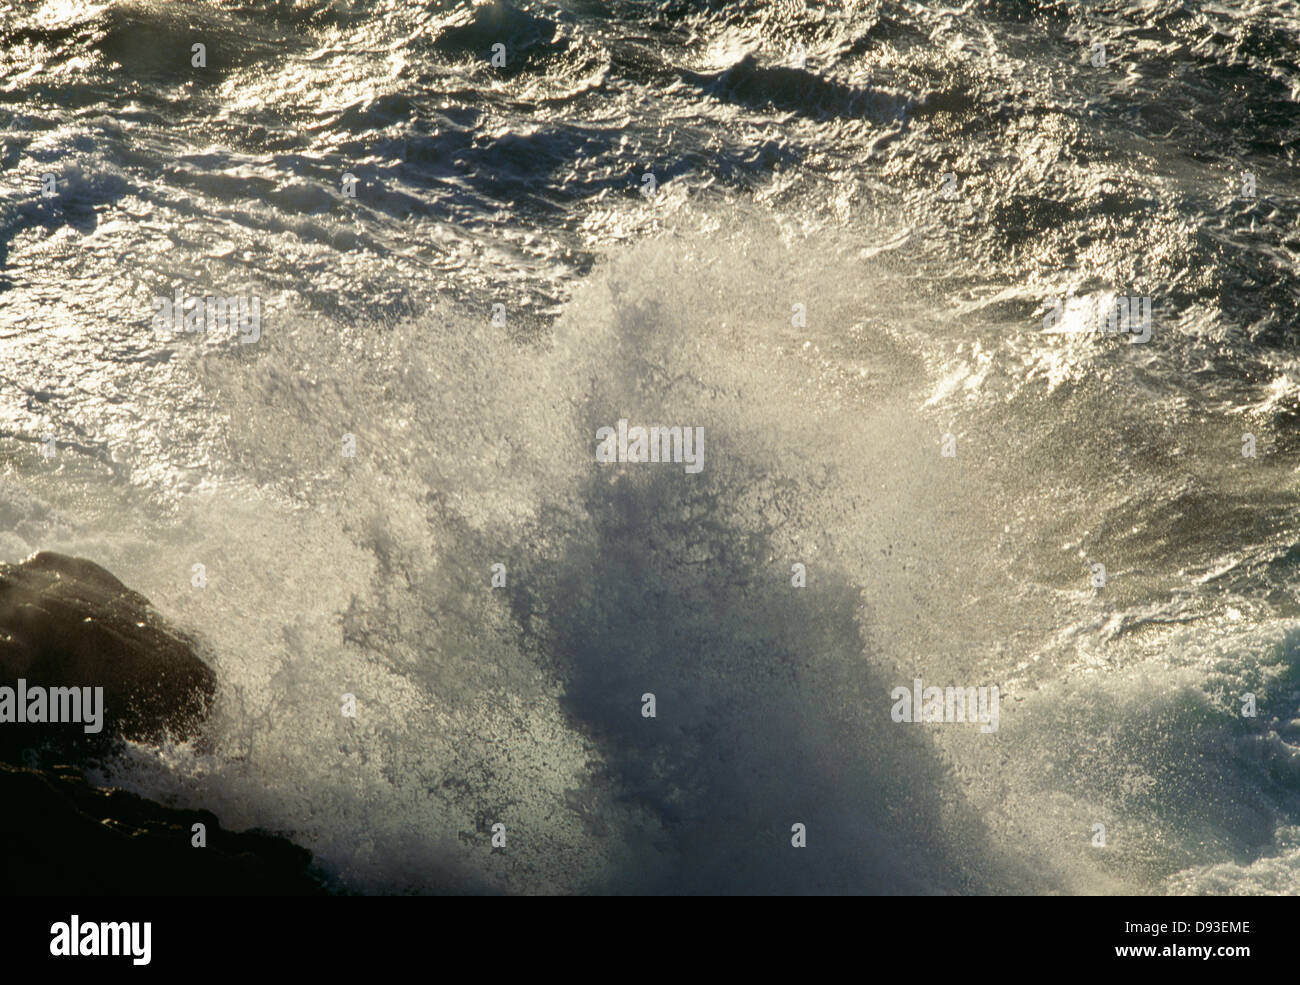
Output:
[0, 760, 327, 894]
[0, 551, 216, 764]
[0, 554, 333, 894]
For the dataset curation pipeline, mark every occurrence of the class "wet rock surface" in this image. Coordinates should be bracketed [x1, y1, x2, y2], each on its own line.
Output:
[0, 551, 215, 763]
[0, 761, 327, 894]
[0, 553, 329, 894]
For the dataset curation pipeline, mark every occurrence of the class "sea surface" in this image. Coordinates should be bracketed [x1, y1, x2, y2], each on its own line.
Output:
[3, 0, 1300, 894]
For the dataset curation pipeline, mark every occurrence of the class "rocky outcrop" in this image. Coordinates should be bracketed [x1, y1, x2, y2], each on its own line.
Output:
[0, 551, 330, 894]
[0, 551, 215, 763]
[0, 761, 327, 894]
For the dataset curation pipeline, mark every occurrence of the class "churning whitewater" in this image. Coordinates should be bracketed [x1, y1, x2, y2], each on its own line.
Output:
[2, 0, 1300, 894]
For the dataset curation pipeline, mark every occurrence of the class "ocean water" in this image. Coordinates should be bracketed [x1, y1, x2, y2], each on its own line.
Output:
[2, 0, 1300, 894]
